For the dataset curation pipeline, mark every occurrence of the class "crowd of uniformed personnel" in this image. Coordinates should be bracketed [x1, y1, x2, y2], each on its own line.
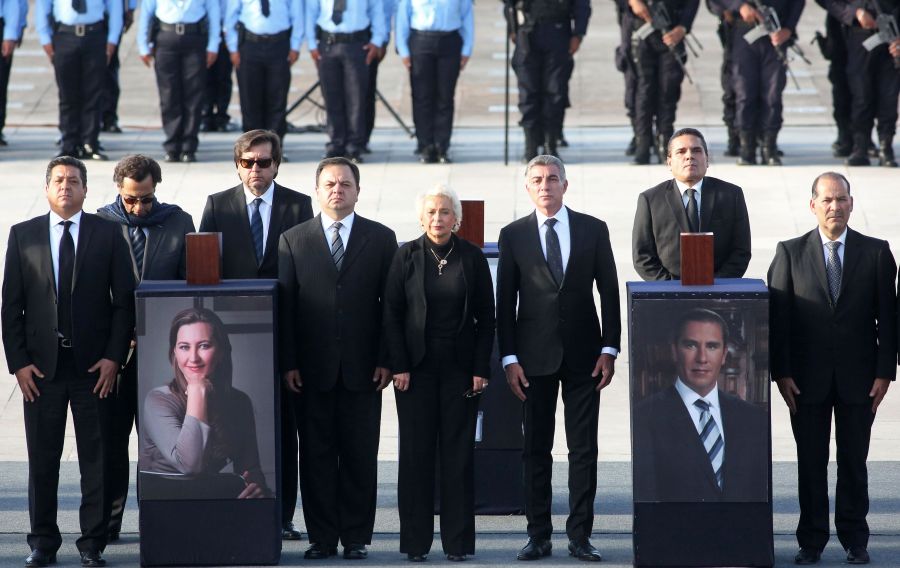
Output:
[0, 0, 896, 166]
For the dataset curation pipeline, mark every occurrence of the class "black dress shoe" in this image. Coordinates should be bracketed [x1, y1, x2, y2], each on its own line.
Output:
[846, 547, 870, 564]
[420, 147, 437, 164]
[343, 543, 367, 559]
[794, 548, 821, 565]
[180, 152, 196, 163]
[446, 553, 466, 561]
[281, 522, 302, 540]
[304, 543, 338, 559]
[80, 551, 106, 567]
[25, 549, 56, 567]
[0, 133, 7, 146]
[567, 539, 602, 562]
[517, 538, 551, 560]
[81, 144, 108, 161]
[406, 553, 427, 562]
[102, 123, 122, 134]
[437, 152, 452, 164]
[324, 148, 344, 159]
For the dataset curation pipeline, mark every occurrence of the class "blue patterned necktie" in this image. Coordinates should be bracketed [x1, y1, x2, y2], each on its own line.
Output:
[694, 399, 724, 490]
[130, 226, 146, 277]
[249, 198, 264, 265]
[825, 241, 842, 304]
[330, 222, 344, 270]
[544, 218, 564, 287]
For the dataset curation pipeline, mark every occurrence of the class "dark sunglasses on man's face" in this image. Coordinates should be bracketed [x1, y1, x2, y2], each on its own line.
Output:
[122, 195, 155, 205]
[239, 158, 274, 169]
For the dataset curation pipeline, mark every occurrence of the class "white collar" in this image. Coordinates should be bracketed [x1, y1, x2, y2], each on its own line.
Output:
[243, 182, 275, 206]
[321, 211, 356, 232]
[818, 227, 848, 247]
[674, 177, 705, 194]
[675, 377, 721, 409]
[49, 209, 83, 226]
[535, 205, 569, 228]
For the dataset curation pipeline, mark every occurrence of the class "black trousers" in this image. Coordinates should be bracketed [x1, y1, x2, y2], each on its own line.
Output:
[281, 384, 301, 526]
[106, 352, 137, 535]
[409, 30, 463, 153]
[632, 33, 684, 141]
[202, 36, 233, 128]
[237, 35, 290, 139]
[731, 24, 787, 133]
[318, 39, 369, 154]
[396, 339, 478, 556]
[363, 55, 379, 146]
[717, 20, 736, 130]
[299, 380, 381, 546]
[153, 30, 206, 154]
[101, 42, 121, 129]
[52, 29, 106, 154]
[512, 22, 573, 139]
[25, 348, 111, 554]
[522, 364, 600, 542]
[791, 385, 875, 551]
[845, 27, 900, 138]
[0, 46, 11, 135]
[826, 15, 851, 132]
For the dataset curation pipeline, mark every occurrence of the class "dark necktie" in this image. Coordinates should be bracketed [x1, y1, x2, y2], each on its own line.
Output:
[130, 226, 146, 277]
[331, 0, 345, 25]
[250, 198, 264, 265]
[825, 241, 842, 304]
[72, 0, 87, 14]
[544, 218, 564, 288]
[58, 221, 75, 339]
[685, 187, 700, 232]
[330, 222, 344, 270]
[261, 0, 270, 17]
[694, 399, 724, 490]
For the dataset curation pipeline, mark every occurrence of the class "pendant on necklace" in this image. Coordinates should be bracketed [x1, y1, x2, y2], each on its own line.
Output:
[438, 259, 447, 276]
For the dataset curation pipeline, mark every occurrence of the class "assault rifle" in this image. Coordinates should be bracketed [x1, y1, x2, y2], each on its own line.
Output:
[862, 0, 900, 69]
[634, 1, 702, 84]
[742, 0, 811, 89]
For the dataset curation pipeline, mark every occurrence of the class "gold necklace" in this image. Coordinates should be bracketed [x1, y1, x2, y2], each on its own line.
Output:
[429, 241, 455, 276]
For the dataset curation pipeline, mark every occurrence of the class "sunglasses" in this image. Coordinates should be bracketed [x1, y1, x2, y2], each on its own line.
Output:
[239, 158, 274, 169]
[122, 195, 155, 205]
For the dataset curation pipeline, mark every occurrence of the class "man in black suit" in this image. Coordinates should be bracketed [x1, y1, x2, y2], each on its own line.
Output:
[96, 154, 195, 542]
[768, 172, 897, 566]
[199, 129, 313, 540]
[632, 127, 751, 281]
[278, 157, 397, 560]
[2, 156, 134, 568]
[497, 155, 621, 562]
[633, 308, 768, 502]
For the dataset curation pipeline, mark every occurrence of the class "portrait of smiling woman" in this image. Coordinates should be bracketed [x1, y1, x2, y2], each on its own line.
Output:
[139, 307, 271, 500]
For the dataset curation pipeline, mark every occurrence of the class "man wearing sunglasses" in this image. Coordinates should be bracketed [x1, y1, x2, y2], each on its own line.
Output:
[96, 154, 196, 545]
[199, 128, 313, 541]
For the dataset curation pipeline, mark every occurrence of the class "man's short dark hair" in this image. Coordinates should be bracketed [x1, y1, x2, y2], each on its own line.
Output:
[113, 154, 162, 187]
[811, 171, 851, 198]
[315, 157, 360, 187]
[45, 156, 87, 186]
[667, 128, 709, 157]
[673, 308, 729, 347]
[233, 129, 282, 167]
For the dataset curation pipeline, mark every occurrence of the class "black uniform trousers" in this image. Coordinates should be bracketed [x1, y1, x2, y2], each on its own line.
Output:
[0, 32, 11, 136]
[202, 35, 233, 129]
[845, 27, 900, 139]
[731, 22, 787, 134]
[363, 55, 379, 146]
[826, 14, 852, 134]
[237, 34, 291, 139]
[632, 32, 685, 143]
[101, 42, 121, 129]
[523, 363, 599, 542]
[318, 38, 369, 154]
[409, 30, 463, 154]
[282, 385, 301, 526]
[106, 351, 137, 535]
[24, 347, 111, 554]
[717, 19, 736, 130]
[512, 22, 573, 140]
[396, 337, 478, 556]
[52, 27, 106, 155]
[153, 30, 206, 154]
[299, 379, 381, 546]
[791, 381, 875, 552]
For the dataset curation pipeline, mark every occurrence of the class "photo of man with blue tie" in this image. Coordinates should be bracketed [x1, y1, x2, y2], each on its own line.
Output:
[632, 308, 768, 503]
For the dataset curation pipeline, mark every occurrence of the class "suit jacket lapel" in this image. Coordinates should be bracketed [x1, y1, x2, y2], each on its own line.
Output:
[142, 225, 164, 279]
[665, 386, 721, 492]
[838, 229, 861, 302]
[264, 184, 287, 263]
[340, 216, 369, 275]
[699, 179, 716, 232]
[72, 214, 95, 289]
[119, 224, 140, 280]
[526, 211, 559, 289]
[228, 185, 256, 260]
[664, 180, 692, 233]
[38, 214, 56, 295]
[562, 207, 579, 289]
[803, 230, 832, 306]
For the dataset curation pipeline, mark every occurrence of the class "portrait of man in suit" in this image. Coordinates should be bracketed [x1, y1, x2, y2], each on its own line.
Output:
[768, 172, 897, 566]
[632, 308, 769, 503]
[198, 129, 313, 540]
[632, 127, 751, 281]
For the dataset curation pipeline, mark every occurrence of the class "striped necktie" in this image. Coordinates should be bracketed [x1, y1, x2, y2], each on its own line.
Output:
[330, 222, 344, 270]
[130, 226, 146, 277]
[825, 241, 842, 304]
[694, 399, 724, 490]
[249, 198, 264, 265]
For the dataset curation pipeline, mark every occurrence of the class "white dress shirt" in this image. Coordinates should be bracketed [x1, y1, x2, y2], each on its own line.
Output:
[818, 227, 847, 270]
[320, 211, 355, 248]
[244, 182, 275, 248]
[674, 177, 704, 227]
[675, 378, 725, 444]
[49, 209, 82, 294]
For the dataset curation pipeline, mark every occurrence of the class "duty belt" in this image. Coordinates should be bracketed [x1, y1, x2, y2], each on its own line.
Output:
[159, 21, 206, 35]
[56, 21, 106, 36]
[316, 26, 371, 45]
[243, 28, 291, 42]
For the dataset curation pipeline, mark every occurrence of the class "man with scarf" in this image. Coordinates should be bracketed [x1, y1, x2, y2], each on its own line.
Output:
[96, 154, 195, 542]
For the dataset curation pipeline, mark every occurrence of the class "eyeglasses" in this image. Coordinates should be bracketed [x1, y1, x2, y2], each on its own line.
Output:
[239, 158, 274, 169]
[122, 195, 155, 205]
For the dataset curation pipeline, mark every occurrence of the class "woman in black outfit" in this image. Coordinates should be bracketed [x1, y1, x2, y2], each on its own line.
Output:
[384, 185, 496, 562]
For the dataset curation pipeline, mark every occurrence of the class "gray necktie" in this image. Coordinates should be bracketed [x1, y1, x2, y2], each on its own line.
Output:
[330, 222, 344, 270]
[331, 0, 345, 25]
[694, 399, 724, 490]
[544, 218, 564, 287]
[825, 241, 842, 303]
[685, 187, 700, 232]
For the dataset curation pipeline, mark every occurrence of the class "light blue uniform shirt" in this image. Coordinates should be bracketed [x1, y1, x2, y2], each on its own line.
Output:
[306, 0, 386, 51]
[18, 0, 27, 32]
[137, 0, 221, 55]
[394, 0, 472, 58]
[224, 0, 303, 52]
[35, 0, 123, 45]
[2, 0, 21, 40]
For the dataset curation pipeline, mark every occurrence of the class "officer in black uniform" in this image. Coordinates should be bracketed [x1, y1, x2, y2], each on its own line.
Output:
[624, 0, 699, 165]
[813, 1, 853, 157]
[508, 0, 590, 162]
[708, 0, 740, 156]
[201, 23, 234, 132]
[727, 0, 804, 166]
[614, 0, 639, 156]
[822, 0, 899, 167]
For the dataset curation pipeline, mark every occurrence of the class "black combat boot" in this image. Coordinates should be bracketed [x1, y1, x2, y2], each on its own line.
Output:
[878, 136, 897, 167]
[725, 127, 740, 157]
[845, 133, 871, 166]
[762, 131, 782, 166]
[737, 130, 756, 165]
[522, 128, 540, 164]
[632, 136, 651, 165]
[832, 122, 852, 158]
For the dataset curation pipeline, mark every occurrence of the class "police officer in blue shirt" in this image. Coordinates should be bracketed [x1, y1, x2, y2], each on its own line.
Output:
[361, 0, 393, 154]
[396, 0, 473, 164]
[201, 0, 234, 132]
[0, 0, 21, 146]
[137, 0, 220, 163]
[225, 0, 302, 142]
[100, 0, 135, 134]
[36, 0, 123, 160]
[307, 0, 386, 163]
